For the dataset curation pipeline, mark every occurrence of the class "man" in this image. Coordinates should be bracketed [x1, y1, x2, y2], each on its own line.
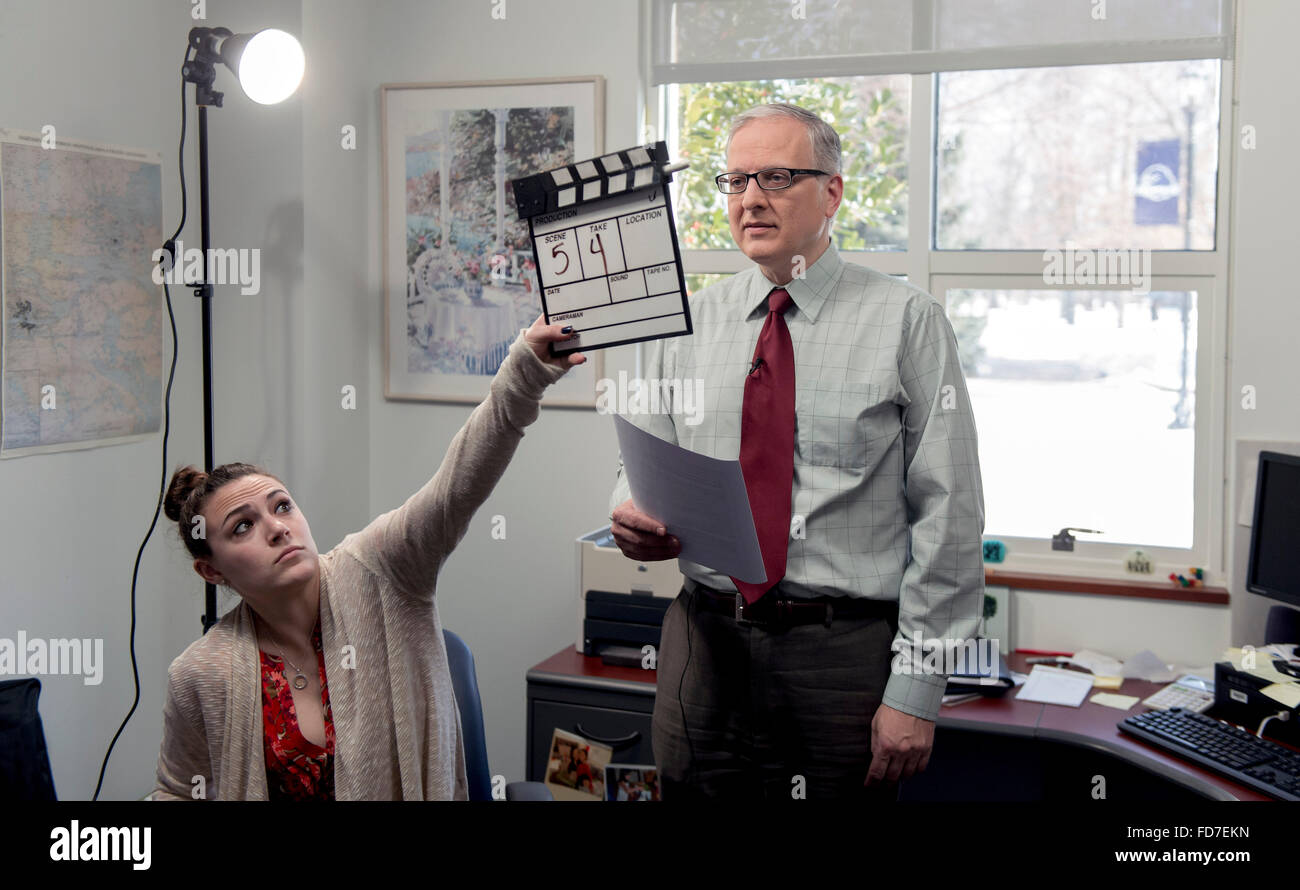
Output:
[608, 103, 986, 800]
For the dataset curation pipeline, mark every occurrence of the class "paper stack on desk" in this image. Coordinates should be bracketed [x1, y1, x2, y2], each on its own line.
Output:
[1068, 648, 1125, 688]
[1015, 665, 1094, 707]
[1223, 646, 1293, 684]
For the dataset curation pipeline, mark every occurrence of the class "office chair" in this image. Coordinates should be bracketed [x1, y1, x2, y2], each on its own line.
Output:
[442, 629, 551, 801]
[0, 677, 58, 800]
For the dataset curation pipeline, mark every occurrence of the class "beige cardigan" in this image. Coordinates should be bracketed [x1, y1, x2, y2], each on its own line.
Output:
[153, 331, 568, 800]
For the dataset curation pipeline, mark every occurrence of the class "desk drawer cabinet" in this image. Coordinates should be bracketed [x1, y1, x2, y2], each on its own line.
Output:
[526, 670, 657, 783]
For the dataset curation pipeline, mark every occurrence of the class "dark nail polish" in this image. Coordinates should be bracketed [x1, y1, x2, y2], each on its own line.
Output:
[562, 325, 573, 334]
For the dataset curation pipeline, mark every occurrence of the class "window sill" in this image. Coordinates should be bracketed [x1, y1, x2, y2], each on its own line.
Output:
[984, 568, 1228, 605]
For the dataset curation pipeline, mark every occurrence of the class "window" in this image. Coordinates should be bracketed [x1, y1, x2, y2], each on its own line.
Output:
[936, 60, 1220, 250]
[650, 0, 1234, 577]
[943, 285, 1200, 548]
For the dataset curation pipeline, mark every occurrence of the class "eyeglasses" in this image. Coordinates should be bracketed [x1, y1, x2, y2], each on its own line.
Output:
[715, 168, 830, 194]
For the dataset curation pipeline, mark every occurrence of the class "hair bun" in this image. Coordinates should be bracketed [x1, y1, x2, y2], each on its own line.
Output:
[164, 466, 206, 523]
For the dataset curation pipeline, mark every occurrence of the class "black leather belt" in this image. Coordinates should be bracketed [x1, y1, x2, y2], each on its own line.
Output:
[685, 580, 898, 629]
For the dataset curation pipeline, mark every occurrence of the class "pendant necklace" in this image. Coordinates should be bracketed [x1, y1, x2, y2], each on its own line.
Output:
[263, 621, 310, 691]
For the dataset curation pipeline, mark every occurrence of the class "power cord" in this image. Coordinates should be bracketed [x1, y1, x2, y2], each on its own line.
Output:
[678, 585, 696, 784]
[1257, 709, 1291, 739]
[92, 45, 192, 801]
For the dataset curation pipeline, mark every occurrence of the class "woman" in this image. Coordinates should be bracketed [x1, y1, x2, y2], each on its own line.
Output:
[153, 317, 583, 800]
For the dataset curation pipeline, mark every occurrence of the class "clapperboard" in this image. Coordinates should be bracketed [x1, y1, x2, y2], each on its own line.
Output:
[512, 141, 692, 355]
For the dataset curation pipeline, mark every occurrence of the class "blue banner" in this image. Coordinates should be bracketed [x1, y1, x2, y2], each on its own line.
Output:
[1135, 139, 1181, 226]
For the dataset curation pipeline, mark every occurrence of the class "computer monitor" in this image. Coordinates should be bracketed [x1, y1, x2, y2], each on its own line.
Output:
[1246, 450, 1300, 609]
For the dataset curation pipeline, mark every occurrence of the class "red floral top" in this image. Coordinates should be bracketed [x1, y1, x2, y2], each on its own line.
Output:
[260, 620, 335, 801]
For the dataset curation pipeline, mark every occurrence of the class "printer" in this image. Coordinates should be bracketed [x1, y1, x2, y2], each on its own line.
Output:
[576, 525, 683, 664]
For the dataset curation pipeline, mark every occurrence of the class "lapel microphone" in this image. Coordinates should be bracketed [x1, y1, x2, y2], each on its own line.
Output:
[748, 357, 765, 377]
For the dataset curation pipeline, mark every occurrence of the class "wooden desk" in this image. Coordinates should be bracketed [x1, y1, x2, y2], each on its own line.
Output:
[527, 648, 1289, 799]
[927, 654, 1278, 800]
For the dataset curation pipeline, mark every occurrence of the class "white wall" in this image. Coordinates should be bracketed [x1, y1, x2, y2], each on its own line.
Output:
[1007, 590, 1226, 671]
[1224, 0, 1300, 643]
[4, 0, 1296, 799]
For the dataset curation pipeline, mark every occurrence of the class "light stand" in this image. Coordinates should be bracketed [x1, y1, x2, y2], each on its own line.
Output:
[176, 27, 303, 632]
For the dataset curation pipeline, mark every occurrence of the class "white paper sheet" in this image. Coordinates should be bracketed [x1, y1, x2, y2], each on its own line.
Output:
[1068, 648, 1124, 677]
[1121, 649, 1179, 683]
[613, 414, 766, 583]
[1015, 665, 1094, 707]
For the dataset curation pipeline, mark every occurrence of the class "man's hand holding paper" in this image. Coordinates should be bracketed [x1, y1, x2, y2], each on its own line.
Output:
[609, 499, 680, 562]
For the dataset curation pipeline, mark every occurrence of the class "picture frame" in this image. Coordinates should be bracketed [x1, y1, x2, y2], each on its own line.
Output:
[381, 76, 605, 406]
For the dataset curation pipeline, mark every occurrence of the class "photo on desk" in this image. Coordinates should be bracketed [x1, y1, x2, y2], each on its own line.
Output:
[604, 764, 659, 801]
[543, 728, 612, 801]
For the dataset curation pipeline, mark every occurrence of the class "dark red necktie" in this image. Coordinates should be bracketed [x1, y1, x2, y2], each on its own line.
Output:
[729, 287, 795, 604]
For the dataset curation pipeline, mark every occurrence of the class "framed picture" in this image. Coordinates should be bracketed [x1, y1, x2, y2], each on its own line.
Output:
[382, 76, 605, 406]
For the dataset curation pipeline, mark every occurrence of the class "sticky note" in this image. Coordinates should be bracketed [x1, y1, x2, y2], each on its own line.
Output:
[1090, 692, 1140, 711]
[1261, 683, 1300, 709]
[1092, 675, 1124, 689]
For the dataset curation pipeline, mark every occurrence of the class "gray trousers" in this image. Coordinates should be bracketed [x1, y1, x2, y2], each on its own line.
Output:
[652, 586, 902, 801]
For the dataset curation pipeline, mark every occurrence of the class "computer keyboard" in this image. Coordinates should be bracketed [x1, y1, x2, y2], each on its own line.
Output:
[1119, 707, 1300, 800]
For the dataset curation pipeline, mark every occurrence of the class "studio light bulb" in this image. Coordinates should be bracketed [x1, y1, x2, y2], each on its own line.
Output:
[236, 29, 304, 105]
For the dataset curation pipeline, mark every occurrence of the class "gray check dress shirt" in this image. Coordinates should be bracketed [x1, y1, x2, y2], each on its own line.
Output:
[609, 240, 987, 721]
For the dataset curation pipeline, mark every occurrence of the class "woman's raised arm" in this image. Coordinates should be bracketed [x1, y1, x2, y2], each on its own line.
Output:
[342, 317, 583, 599]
